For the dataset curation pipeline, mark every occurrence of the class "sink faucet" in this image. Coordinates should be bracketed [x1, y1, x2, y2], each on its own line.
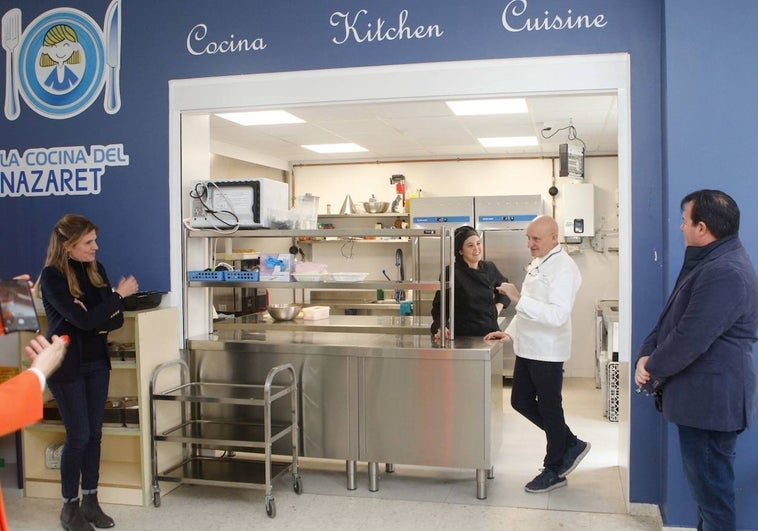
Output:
[394, 248, 405, 301]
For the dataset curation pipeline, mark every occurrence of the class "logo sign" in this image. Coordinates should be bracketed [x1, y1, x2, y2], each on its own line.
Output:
[2, 0, 121, 120]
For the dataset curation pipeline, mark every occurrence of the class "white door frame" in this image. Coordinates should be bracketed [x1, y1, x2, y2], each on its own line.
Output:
[167, 53, 633, 504]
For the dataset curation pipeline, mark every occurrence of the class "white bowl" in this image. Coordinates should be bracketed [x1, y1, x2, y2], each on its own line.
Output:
[331, 272, 369, 282]
[292, 272, 329, 282]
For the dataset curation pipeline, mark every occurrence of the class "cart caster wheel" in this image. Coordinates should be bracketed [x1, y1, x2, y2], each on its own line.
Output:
[293, 475, 303, 494]
[265, 496, 276, 518]
[152, 492, 161, 508]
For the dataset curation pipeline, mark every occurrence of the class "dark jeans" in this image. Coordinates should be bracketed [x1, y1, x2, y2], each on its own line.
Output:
[511, 356, 576, 471]
[677, 424, 740, 531]
[48, 361, 110, 501]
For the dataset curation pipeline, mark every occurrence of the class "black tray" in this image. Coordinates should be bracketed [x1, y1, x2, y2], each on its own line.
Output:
[122, 291, 165, 311]
[43, 397, 139, 427]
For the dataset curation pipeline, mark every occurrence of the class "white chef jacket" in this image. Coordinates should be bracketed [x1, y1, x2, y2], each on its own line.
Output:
[505, 244, 581, 362]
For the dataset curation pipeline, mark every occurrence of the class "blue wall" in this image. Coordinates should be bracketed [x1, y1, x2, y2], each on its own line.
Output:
[2, 0, 755, 528]
[661, 1, 758, 527]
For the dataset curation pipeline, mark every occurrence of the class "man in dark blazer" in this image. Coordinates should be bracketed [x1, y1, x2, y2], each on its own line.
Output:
[635, 189, 758, 531]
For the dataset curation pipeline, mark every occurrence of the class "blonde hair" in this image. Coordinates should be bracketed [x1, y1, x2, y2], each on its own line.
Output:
[41, 214, 105, 298]
[38, 25, 81, 67]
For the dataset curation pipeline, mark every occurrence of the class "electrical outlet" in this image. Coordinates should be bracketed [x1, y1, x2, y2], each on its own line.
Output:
[218, 304, 227, 312]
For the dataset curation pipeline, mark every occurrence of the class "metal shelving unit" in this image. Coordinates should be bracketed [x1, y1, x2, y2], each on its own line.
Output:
[184, 226, 455, 343]
[149, 360, 301, 518]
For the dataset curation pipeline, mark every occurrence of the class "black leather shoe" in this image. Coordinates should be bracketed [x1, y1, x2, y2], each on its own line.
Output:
[81, 493, 115, 528]
[61, 500, 95, 531]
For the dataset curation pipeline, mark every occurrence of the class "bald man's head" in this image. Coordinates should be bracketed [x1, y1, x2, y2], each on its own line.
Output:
[526, 215, 559, 258]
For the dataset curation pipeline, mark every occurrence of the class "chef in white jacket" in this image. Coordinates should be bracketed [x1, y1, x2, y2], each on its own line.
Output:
[485, 215, 588, 493]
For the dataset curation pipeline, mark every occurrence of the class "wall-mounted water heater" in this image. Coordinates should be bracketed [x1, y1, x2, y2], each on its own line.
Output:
[561, 182, 594, 241]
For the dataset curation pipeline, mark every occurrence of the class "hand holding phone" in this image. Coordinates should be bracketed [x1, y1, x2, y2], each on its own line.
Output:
[0, 278, 41, 335]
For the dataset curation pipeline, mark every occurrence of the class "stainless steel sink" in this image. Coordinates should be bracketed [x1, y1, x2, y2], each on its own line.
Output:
[371, 300, 401, 305]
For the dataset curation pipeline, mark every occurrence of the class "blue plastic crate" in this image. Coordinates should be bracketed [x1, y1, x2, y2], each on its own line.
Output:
[223, 270, 259, 282]
[188, 270, 225, 281]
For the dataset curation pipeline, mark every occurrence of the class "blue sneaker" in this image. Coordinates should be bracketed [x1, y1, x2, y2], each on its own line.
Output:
[524, 469, 567, 493]
[558, 439, 591, 478]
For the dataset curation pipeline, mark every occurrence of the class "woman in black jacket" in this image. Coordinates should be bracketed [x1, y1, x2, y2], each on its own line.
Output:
[431, 225, 510, 339]
[39, 214, 138, 531]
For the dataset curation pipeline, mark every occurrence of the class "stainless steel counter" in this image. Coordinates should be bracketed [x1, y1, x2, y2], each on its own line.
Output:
[186, 329, 503, 499]
[213, 313, 432, 335]
[193, 327, 491, 353]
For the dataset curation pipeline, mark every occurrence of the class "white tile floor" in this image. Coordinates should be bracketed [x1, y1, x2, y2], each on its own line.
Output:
[2, 378, 664, 530]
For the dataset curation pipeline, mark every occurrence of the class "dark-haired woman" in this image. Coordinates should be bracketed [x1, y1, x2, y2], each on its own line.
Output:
[431, 225, 510, 339]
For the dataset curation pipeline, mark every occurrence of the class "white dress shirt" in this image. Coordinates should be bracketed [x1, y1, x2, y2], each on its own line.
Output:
[28, 367, 47, 391]
[505, 244, 582, 362]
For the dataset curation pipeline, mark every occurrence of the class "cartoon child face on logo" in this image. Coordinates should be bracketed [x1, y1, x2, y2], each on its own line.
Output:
[37, 24, 85, 94]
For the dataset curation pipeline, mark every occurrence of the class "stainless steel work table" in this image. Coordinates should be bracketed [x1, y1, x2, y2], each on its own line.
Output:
[213, 313, 432, 335]
[186, 329, 503, 499]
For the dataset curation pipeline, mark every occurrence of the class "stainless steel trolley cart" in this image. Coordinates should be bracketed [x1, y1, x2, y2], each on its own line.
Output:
[149, 360, 301, 517]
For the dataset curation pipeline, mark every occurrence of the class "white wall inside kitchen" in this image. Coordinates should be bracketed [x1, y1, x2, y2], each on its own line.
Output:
[295, 155, 619, 378]
[211, 153, 619, 378]
[210, 154, 286, 183]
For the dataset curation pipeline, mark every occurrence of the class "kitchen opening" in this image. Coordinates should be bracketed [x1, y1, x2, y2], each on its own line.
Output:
[169, 54, 631, 510]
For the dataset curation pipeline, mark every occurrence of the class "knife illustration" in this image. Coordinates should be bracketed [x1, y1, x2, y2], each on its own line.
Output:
[103, 0, 121, 114]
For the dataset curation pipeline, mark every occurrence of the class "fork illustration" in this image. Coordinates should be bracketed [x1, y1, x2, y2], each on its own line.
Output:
[2, 8, 21, 120]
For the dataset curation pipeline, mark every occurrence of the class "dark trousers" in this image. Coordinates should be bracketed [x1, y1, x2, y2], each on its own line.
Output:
[511, 356, 576, 471]
[48, 361, 110, 501]
[677, 424, 740, 531]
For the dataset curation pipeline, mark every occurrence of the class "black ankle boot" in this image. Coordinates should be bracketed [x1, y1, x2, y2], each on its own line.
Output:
[80, 493, 115, 528]
[60, 499, 94, 531]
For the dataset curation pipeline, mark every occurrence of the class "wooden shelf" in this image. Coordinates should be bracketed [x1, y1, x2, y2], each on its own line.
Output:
[21, 308, 181, 507]
[26, 422, 140, 436]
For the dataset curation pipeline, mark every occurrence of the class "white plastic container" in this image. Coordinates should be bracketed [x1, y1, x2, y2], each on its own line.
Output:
[302, 306, 330, 320]
[295, 193, 319, 229]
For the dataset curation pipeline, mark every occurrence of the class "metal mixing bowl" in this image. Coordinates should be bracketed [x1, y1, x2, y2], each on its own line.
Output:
[362, 201, 389, 213]
[266, 303, 301, 321]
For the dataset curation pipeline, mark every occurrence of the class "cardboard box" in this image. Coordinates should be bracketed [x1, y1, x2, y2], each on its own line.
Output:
[302, 306, 330, 320]
[0, 365, 20, 383]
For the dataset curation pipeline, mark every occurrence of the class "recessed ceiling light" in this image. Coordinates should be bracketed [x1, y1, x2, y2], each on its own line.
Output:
[302, 143, 368, 154]
[446, 98, 528, 116]
[216, 110, 304, 125]
[478, 136, 538, 148]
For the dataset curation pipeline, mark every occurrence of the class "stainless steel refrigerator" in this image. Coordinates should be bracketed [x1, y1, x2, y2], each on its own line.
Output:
[410, 194, 541, 377]
[475, 195, 541, 377]
[410, 196, 475, 319]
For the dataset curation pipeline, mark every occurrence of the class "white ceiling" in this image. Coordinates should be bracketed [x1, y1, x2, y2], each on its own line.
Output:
[208, 93, 618, 166]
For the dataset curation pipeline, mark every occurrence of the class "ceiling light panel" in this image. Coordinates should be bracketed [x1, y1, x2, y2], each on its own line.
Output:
[302, 143, 368, 154]
[216, 110, 304, 125]
[478, 136, 538, 148]
[446, 98, 528, 116]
